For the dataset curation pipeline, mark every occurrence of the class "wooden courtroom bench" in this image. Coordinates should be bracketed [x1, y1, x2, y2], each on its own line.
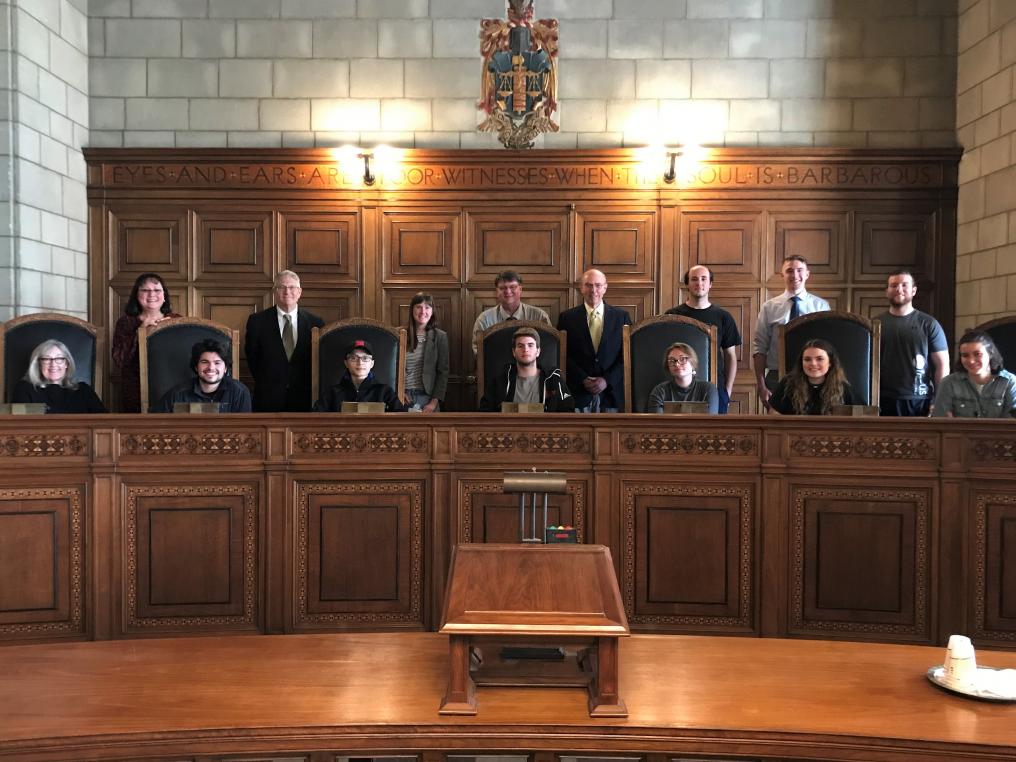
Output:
[1, 632, 1014, 761]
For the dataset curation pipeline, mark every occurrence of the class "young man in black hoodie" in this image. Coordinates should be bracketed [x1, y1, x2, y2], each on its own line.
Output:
[479, 327, 575, 412]
[314, 339, 406, 412]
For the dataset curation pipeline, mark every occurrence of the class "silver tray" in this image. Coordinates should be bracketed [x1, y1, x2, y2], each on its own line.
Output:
[926, 666, 1016, 702]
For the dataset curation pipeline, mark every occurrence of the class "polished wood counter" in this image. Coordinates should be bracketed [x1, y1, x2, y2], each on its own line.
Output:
[1, 632, 1015, 761]
[0, 413, 1013, 650]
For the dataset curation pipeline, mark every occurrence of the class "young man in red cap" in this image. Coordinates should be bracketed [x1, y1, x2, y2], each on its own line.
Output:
[313, 340, 406, 412]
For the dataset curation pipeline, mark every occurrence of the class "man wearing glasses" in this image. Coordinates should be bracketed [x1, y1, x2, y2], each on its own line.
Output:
[244, 270, 324, 412]
[313, 340, 406, 412]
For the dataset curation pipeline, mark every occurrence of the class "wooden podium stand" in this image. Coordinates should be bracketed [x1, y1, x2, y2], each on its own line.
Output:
[438, 543, 630, 717]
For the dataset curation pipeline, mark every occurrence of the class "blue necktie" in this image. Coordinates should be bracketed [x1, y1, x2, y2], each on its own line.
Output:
[789, 295, 801, 321]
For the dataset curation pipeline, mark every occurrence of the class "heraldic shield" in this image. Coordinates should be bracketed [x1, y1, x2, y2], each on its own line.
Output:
[478, 0, 559, 150]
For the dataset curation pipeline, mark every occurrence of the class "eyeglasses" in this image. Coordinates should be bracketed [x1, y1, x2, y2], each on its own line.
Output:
[138, 288, 164, 295]
[39, 357, 68, 365]
[346, 355, 373, 363]
[667, 356, 693, 366]
[275, 286, 301, 292]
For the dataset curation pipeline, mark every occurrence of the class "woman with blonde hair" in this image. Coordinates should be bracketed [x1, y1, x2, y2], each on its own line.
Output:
[769, 338, 856, 415]
[13, 339, 105, 413]
[647, 342, 718, 413]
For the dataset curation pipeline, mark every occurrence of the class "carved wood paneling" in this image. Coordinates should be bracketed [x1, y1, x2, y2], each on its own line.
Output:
[0, 487, 84, 639]
[194, 210, 272, 280]
[788, 433, 937, 463]
[457, 479, 586, 545]
[109, 206, 188, 280]
[855, 210, 937, 282]
[298, 287, 360, 325]
[621, 482, 755, 632]
[681, 210, 764, 283]
[576, 209, 656, 281]
[790, 485, 931, 642]
[456, 430, 591, 455]
[382, 210, 461, 283]
[294, 481, 424, 630]
[466, 210, 570, 282]
[123, 484, 259, 634]
[768, 211, 848, 280]
[619, 430, 759, 458]
[120, 431, 263, 457]
[972, 491, 1016, 643]
[281, 210, 360, 281]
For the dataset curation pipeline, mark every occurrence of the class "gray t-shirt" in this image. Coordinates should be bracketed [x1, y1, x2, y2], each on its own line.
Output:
[514, 374, 541, 405]
[878, 310, 948, 400]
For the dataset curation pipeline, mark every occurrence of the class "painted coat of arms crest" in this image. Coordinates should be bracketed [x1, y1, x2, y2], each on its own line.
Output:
[478, 0, 559, 150]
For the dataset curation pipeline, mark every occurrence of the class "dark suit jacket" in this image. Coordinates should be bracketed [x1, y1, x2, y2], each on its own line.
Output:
[244, 306, 324, 412]
[556, 302, 631, 409]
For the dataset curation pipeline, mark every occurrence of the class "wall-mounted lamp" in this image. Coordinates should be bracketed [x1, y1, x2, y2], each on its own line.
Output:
[359, 151, 375, 186]
[662, 150, 681, 184]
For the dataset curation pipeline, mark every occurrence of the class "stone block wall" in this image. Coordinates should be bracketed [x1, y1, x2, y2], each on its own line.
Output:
[955, 0, 1016, 329]
[0, 0, 88, 320]
[87, 0, 957, 150]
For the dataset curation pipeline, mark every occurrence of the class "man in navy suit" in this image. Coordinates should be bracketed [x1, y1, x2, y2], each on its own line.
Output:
[244, 270, 324, 412]
[556, 268, 631, 412]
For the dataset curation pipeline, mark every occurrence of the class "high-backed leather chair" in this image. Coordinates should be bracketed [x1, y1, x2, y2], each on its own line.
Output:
[139, 318, 239, 413]
[778, 311, 880, 407]
[622, 315, 717, 413]
[0, 313, 103, 403]
[312, 318, 406, 404]
[977, 316, 1016, 372]
[476, 320, 566, 405]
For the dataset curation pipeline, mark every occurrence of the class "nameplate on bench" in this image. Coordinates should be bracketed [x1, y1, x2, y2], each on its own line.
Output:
[831, 404, 879, 417]
[0, 403, 47, 415]
[341, 401, 385, 414]
[173, 402, 221, 414]
[501, 402, 544, 414]
[663, 401, 709, 414]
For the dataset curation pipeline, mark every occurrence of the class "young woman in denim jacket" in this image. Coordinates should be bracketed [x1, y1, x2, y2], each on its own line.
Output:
[933, 330, 1016, 418]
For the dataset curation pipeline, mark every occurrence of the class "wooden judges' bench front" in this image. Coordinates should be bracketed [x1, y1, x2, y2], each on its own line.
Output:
[0, 414, 1012, 649]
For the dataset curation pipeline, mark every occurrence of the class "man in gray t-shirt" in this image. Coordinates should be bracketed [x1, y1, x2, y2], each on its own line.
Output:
[878, 271, 949, 416]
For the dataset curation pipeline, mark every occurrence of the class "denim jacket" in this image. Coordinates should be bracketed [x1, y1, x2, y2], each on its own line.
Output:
[932, 369, 1016, 418]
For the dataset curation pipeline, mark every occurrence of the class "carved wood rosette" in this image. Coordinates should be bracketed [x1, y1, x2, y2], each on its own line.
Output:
[620, 482, 755, 632]
[123, 484, 259, 634]
[620, 431, 758, 457]
[457, 431, 590, 455]
[972, 491, 1016, 643]
[789, 434, 937, 461]
[293, 431, 428, 455]
[970, 436, 1016, 465]
[457, 478, 585, 544]
[0, 487, 85, 640]
[0, 434, 88, 457]
[293, 481, 424, 630]
[790, 486, 931, 642]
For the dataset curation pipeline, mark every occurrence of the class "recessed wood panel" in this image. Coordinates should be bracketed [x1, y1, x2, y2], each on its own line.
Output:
[855, 212, 937, 282]
[0, 489, 84, 640]
[282, 211, 359, 280]
[681, 211, 763, 282]
[298, 288, 359, 325]
[595, 287, 655, 325]
[295, 481, 423, 630]
[622, 482, 755, 633]
[383, 211, 461, 282]
[769, 212, 847, 280]
[973, 492, 1016, 640]
[111, 207, 188, 279]
[791, 485, 931, 642]
[125, 484, 258, 634]
[195, 211, 272, 279]
[457, 480, 586, 545]
[577, 210, 656, 280]
[467, 211, 570, 281]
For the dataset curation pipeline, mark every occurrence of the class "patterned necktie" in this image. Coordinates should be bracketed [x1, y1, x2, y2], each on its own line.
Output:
[588, 309, 602, 351]
[789, 295, 801, 321]
[282, 313, 296, 360]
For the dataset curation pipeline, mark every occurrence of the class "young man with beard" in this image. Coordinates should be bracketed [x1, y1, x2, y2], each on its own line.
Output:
[479, 327, 575, 412]
[153, 339, 252, 413]
[665, 265, 741, 413]
[878, 270, 949, 416]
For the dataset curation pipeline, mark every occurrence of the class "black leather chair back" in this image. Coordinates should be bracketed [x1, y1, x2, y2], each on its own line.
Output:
[315, 319, 404, 401]
[624, 316, 716, 413]
[143, 319, 236, 412]
[978, 317, 1016, 372]
[779, 311, 878, 406]
[2, 315, 99, 403]
[477, 320, 565, 403]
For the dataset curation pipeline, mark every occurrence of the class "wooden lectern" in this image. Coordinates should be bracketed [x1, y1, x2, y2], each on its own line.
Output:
[438, 543, 629, 717]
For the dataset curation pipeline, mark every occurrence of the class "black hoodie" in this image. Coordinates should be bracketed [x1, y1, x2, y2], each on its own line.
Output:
[314, 371, 406, 412]
[479, 363, 575, 412]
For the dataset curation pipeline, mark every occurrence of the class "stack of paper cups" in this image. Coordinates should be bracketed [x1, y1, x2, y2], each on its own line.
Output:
[944, 634, 977, 689]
